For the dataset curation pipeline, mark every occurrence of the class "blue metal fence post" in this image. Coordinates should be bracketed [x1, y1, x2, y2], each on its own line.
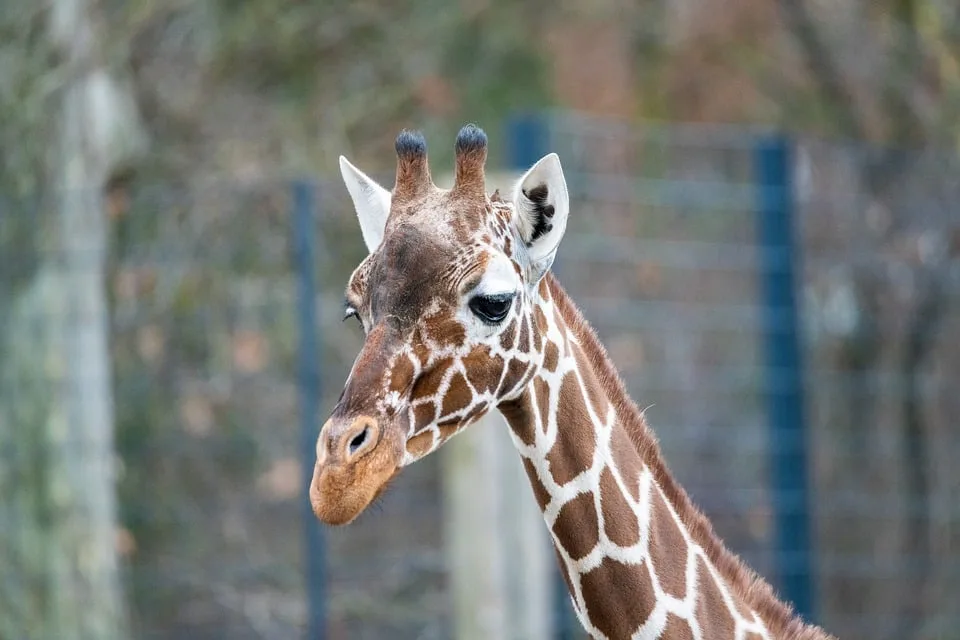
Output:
[506, 112, 578, 640]
[292, 180, 327, 640]
[753, 135, 815, 621]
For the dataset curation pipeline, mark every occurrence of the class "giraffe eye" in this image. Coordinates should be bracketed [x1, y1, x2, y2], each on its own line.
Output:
[468, 293, 514, 325]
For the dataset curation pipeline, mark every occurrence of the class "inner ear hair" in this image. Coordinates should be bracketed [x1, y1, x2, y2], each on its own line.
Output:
[521, 183, 555, 246]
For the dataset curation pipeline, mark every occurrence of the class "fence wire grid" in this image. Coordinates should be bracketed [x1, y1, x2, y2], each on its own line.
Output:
[1, 111, 958, 640]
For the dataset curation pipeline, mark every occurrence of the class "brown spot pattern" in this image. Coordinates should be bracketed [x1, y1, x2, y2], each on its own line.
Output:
[553, 307, 565, 339]
[610, 425, 641, 502]
[437, 420, 459, 440]
[580, 558, 656, 640]
[543, 341, 560, 373]
[499, 320, 517, 351]
[518, 316, 530, 352]
[648, 487, 689, 600]
[424, 318, 466, 348]
[546, 373, 597, 485]
[599, 467, 639, 547]
[389, 356, 414, 392]
[572, 342, 609, 418]
[461, 402, 487, 425]
[521, 457, 551, 511]
[500, 393, 536, 447]
[696, 558, 736, 639]
[412, 341, 430, 366]
[662, 613, 695, 640]
[440, 371, 471, 417]
[538, 277, 551, 300]
[546, 436, 593, 487]
[534, 306, 549, 333]
[501, 357, 530, 395]
[413, 403, 435, 431]
[462, 347, 503, 395]
[406, 431, 434, 458]
[532, 376, 551, 437]
[515, 364, 537, 391]
[532, 309, 546, 351]
[413, 357, 453, 399]
[552, 491, 599, 561]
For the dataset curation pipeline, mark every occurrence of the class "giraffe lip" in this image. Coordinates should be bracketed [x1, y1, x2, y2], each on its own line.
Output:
[310, 462, 400, 525]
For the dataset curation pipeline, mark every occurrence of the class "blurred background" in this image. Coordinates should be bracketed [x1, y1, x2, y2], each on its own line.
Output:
[1, 0, 959, 639]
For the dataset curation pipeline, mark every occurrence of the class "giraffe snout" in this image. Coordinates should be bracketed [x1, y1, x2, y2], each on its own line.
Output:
[310, 414, 401, 525]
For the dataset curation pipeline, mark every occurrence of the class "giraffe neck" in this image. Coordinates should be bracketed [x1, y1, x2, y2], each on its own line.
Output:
[498, 274, 831, 640]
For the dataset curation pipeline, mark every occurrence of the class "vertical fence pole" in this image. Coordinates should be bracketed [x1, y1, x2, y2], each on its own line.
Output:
[292, 180, 327, 640]
[506, 112, 578, 640]
[753, 135, 814, 621]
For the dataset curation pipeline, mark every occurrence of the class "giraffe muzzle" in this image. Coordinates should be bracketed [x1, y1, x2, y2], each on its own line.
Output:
[310, 415, 402, 525]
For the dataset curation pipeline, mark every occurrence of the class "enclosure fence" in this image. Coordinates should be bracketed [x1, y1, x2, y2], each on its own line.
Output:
[1, 111, 958, 640]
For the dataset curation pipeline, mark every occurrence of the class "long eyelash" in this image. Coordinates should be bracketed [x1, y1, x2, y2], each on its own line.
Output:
[342, 300, 359, 322]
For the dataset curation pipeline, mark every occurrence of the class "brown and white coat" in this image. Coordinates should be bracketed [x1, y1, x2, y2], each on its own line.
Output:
[310, 125, 835, 640]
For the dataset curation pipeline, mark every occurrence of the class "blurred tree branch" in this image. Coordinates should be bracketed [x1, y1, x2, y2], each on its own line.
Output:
[775, 4, 958, 638]
[775, 0, 868, 142]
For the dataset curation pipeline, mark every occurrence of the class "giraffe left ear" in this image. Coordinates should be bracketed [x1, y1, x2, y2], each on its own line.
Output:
[512, 153, 569, 279]
[340, 155, 392, 253]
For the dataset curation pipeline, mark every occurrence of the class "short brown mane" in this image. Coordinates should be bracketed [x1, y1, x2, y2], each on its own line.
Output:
[545, 273, 834, 640]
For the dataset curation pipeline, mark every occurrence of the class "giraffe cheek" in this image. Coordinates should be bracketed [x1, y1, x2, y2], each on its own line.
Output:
[462, 346, 504, 396]
[439, 371, 472, 418]
[388, 354, 416, 394]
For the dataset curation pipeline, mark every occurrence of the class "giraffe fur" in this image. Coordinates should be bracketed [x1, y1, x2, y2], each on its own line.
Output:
[311, 124, 836, 640]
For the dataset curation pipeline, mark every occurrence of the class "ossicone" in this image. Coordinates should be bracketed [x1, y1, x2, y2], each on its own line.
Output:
[394, 129, 432, 201]
[452, 123, 487, 198]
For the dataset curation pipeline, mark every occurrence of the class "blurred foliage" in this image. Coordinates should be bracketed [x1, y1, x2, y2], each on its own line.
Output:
[2, 0, 960, 636]
[0, 4, 57, 305]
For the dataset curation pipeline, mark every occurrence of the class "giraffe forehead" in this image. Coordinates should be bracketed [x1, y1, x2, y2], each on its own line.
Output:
[388, 187, 489, 242]
[363, 223, 494, 316]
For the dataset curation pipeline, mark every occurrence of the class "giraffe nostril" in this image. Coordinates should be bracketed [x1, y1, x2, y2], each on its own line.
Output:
[348, 426, 370, 455]
[337, 417, 380, 460]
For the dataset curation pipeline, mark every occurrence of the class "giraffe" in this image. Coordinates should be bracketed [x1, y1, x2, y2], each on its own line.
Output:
[310, 124, 835, 640]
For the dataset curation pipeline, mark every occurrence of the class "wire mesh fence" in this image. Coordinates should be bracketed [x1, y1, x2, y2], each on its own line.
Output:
[0, 111, 957, 639]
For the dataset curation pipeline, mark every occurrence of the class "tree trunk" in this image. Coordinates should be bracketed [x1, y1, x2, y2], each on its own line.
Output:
[0, 0, 145, 636]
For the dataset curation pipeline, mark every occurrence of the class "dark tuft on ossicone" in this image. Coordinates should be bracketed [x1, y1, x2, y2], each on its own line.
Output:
[396, 130, 427, 158]
[455, 124, 487, 155]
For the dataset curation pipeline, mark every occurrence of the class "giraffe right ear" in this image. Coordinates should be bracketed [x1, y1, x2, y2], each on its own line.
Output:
[512, 153, 569, 280]
[339, 156, 392, 253]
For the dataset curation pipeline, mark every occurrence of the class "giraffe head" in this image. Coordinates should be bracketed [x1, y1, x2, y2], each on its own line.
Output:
[310, 124, 569, 524]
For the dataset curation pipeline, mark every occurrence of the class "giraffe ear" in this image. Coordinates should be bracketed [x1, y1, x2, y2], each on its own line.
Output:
[340, 155, 392, 253]
[512, 153, 569, 278]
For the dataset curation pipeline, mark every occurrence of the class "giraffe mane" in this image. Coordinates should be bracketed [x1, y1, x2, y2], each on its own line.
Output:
[544, 273, 834, 640]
